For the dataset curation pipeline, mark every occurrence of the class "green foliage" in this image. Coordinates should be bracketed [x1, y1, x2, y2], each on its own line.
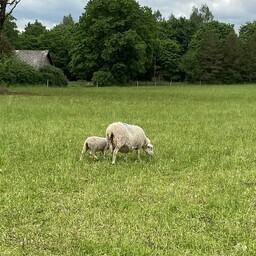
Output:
[40, 22, 76, 79]
[62, 14, 75, 26]
[0, 33, 13, 60]
[239, 21, 256, 40]
[70, 0, 158, 81]
[3, 2, 256, 85]
[18, 20, 47, 50]
[92, 70, 114, 86]
[190, 3, 214, 24]
[2, 15, 19, 48]
[182, 21, 236, 82]
[197, 31, 223, 83]
[157, 39, 181, 81]
[0, 57, 41, 85]
[161, 17, 198, 54]
[242, 33, 256, 82]
[0, 57, 68, 86]
[221, 32, 244, 83]
[39, 65, 68, 87]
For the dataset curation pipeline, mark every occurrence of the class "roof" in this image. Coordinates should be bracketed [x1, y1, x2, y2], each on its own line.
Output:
[15, 50, 54, 69]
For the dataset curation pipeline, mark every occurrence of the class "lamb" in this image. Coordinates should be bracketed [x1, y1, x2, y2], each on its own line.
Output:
[80, 136, 108, 160]
[106, 122, 154, 164]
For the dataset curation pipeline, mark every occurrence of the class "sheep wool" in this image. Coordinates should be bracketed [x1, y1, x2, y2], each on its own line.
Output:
[80, 136, 108, 160]
[106, 122, 154, 164]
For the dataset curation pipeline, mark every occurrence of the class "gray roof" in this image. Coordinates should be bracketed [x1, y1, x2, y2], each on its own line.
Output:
[15, 50, 54, 69]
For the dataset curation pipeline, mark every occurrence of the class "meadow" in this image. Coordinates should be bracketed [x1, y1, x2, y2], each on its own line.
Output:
[0, 84, 255, 255]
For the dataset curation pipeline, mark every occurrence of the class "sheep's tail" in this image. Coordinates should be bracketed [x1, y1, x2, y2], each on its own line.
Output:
[107, 131, 114, 153]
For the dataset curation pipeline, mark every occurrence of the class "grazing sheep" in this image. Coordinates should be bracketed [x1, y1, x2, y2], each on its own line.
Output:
[106, 122, 154, 164]
[80, 136, 108, 160]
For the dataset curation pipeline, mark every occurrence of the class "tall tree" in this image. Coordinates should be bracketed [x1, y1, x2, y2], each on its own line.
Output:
[157, 39, 181, 81]
[62, 14, 75, 26]
[190, 4, 214, 24]
[70, 0, 158, 82]
[0, 0, 21, 58]
[18, 20, 47, 49]
[0, 0, 20, 32]
[161, 16, 198, 54]
[40, 19, 76, 79]
[239, 21, 256, 40]
[182, 21, 234, 83]
[221, 32, 243, 83]
[242, 33, 256, 82]
[197, 31, 223, 83]
[2, 14, 19, 47]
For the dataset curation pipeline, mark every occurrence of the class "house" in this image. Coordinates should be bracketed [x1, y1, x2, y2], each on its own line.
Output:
[15, 50, 54, 69]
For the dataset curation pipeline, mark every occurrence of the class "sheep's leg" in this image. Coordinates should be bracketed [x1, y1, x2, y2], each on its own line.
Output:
[136, 149, 140, 159]
[109, 142, 113, 153]
[80, 142, 88, 161]
[112, 147, 119, 164]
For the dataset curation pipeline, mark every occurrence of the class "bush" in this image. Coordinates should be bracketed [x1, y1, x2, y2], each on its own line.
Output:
[92, 71, 115, 86]
[39, 65, 68, 87]
[5, 57, 41, 85]
[0, 57, 68, 86]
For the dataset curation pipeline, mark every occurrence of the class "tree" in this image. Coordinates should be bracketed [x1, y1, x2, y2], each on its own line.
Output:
[2, 14, 19, 47]
[62, 14, 75, 26]
[221, 32, 244, 83]
[40, 19, 76, 79]
[70, 0, 158, 82]
[190, 4, 214, 24]
[239, 21, 256, 40]
[18, 20, 47, 49]
[182, 21, 234, 83]
[0, 0, 21, 32]
[242, 33, 256, 82]
[157, 39, 181, 81]
[161, 16, 198, 54]
[197, 31, 223, 83]
[0, 0, 21, 58]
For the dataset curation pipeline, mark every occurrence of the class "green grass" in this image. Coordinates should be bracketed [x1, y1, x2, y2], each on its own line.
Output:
[0, 84, 256, 255]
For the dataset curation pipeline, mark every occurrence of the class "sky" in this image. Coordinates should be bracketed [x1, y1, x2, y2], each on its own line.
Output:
[11, 0, 256, 32]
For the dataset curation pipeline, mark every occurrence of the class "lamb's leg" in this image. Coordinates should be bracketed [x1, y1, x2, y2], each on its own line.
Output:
[90, 150, 99, 160]
[80, 142, 88, 161]
[103, 146, 108, 158]
[112, 147, 119, 164]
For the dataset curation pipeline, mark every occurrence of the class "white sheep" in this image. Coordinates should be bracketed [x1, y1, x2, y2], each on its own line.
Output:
[106, 122, 154, 164]
[80, 136, 108, 160]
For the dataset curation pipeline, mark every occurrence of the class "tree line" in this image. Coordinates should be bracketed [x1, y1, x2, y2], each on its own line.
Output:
[1, 0, 256, 85]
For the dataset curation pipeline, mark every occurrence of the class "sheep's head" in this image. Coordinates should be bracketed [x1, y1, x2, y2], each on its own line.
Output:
[143, 139, 154, 156]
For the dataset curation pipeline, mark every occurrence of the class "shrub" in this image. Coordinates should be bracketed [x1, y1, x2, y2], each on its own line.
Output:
[0, 57, 68, 86]
[92, 71, 115, 87]
[4, 57, 41, 85]
[39, 65, 68, 87]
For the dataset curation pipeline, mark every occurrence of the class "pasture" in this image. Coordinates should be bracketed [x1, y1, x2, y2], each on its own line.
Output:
[0, 84, 255, 255]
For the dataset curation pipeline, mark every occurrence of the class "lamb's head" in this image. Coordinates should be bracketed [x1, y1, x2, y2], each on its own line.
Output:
[143, 138, 154, 156]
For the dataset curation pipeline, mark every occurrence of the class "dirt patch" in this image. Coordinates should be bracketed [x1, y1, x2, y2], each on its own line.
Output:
[0, 88, 46, 96]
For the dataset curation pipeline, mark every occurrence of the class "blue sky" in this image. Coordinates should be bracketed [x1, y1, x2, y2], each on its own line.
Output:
[12, 0, 256, 31]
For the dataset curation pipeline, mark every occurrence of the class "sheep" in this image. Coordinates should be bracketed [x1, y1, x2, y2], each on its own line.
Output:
[80, 136, 108, 160]
[106, 122, 154, 164]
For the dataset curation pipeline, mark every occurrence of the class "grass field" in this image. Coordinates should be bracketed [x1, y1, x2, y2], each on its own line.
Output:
[0, 84, 256, 255]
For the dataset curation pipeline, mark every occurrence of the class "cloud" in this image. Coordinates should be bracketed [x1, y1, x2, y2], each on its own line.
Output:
[11, 0, 256, 31]
[13, 0, 85, 30]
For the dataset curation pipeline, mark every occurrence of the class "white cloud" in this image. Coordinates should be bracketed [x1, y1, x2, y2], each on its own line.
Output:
[11, 0, 256, 31]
